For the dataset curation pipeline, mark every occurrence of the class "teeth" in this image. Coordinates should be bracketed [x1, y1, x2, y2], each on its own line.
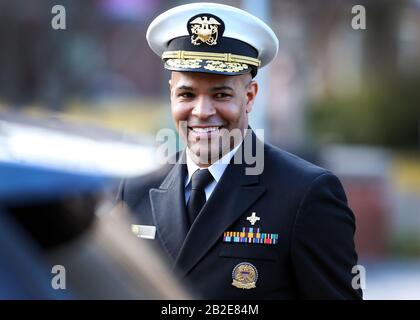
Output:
[191, 127, 220, 133]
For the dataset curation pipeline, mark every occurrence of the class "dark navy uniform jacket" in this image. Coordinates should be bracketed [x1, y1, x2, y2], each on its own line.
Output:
[117, 131, 363, 299]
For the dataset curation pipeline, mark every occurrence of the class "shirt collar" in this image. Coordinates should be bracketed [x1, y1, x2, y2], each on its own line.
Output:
[185, 143, 241, 187]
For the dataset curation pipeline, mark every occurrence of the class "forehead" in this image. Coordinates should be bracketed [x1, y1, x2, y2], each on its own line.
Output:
[171, 71, 245, 89]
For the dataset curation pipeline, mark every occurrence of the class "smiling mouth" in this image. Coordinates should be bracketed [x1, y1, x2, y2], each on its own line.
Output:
[188, 126, 223, 133]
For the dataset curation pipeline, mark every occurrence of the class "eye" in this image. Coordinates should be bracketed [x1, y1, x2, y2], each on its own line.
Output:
[214, 92, 231, 99]
[178, 92, 195, 99]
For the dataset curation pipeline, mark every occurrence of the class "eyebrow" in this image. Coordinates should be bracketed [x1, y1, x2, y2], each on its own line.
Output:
[175, 85, 234, 92]
[209, 85, 234, 92]
[176, 85, 195, 91]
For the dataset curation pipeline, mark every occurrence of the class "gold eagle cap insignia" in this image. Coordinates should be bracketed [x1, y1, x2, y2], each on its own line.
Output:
[189, 16, 221, 46]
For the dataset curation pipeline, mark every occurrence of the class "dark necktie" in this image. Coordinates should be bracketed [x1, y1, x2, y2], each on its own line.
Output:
[187, 169, 214, 226]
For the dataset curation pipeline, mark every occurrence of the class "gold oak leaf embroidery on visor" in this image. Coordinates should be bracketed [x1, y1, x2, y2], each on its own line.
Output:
[204, 60, 249, 73]
[166, 59, 203, 69]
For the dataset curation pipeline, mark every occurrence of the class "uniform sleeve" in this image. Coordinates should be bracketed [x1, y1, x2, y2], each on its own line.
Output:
[290, 172, 363, 299]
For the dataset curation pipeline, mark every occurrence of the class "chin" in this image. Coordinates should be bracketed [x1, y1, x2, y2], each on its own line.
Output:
[189, 140, 231, 165]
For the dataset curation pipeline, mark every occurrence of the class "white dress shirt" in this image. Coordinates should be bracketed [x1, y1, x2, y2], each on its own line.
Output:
[184, 144, 241, 204]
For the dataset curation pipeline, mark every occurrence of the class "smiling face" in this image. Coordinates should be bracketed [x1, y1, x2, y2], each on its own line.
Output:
[169, 71, 258, 167]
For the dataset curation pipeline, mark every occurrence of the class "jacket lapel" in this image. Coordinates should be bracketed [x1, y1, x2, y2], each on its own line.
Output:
[149, 151, 189, 262]
[175, 132, 266, 276]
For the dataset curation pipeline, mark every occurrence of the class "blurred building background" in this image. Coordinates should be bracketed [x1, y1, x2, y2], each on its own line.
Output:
[0, 0, 419, 299]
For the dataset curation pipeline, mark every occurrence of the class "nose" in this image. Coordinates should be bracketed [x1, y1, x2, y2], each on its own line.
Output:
[192, 95, 215, 120]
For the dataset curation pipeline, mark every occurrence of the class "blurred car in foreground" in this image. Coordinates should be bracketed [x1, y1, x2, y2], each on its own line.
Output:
[0, 111, 190, 299]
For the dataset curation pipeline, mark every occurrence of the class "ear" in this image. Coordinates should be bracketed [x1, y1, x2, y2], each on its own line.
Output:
[245, 81, 258, 113]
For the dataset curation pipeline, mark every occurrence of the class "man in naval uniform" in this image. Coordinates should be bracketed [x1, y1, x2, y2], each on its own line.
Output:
[117, 3, 363, 300]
